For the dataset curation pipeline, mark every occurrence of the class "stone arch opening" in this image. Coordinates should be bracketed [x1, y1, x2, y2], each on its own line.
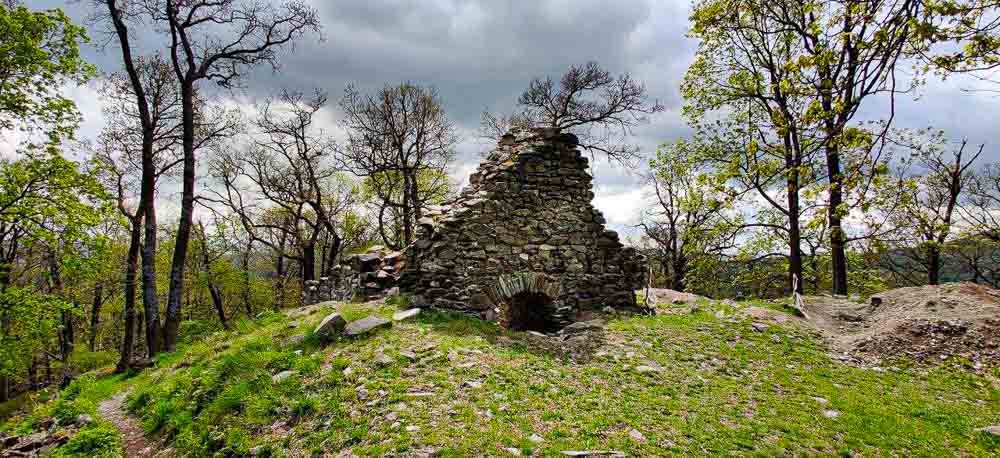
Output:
[500, 292, 557, 333]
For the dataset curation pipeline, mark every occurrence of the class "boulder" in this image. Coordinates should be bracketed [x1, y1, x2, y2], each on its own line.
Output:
[393, 308, 421, 321]
[344, 316, 392, 337]
[977, 425, 1000, 436]
[314, 313, 347, 339]
[559, 320, 604, 336]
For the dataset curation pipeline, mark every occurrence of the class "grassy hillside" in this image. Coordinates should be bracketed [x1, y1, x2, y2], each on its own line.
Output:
[5, 298, 1000, 456]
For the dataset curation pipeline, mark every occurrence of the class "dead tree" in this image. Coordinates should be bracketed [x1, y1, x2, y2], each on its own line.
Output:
[483, 61, 663, 166]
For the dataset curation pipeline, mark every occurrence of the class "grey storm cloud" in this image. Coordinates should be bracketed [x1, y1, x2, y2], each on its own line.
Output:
[24, 0, 1000, 231]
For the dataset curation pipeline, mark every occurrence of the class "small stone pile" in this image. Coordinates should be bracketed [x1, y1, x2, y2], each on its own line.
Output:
[1, 414, 93, 457]
[303, 246, 404, 304]
[349, 246, 405, 298]
[398, 127, 647, 330]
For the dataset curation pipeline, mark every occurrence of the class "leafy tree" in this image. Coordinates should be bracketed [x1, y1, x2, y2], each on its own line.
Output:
[880, 131, 983, 285]
[0, 3, 95, 142]
[687, 0, 924, 295]
[640, 140, 732, 292]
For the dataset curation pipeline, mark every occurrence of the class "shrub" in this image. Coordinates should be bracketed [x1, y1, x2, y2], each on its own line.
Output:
[70, 350, 117, 373]
[53, 423, 121, 457]
[49, 399, 87, 425]
[179, 320, 220, 344]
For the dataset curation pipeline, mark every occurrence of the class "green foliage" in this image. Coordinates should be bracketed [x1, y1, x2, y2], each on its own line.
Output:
[53, 423, 122, 457]
[0, 3, 95, 141]
[0, 152, 111, 245]
[70, 351, 118, 374]
[0, 287, 73, 378]
[178, 320, 221, 344]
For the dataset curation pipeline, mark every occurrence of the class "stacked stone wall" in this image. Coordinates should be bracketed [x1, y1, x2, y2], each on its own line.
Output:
[399, 127, 646, 328]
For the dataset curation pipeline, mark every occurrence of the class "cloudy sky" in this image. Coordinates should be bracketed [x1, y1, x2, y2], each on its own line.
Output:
[16, 0, 1000, 235]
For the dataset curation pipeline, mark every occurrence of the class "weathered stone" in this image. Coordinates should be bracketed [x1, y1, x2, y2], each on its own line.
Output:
[344, 316, 392, 337]
[393, 308, 421, 321]
[559, 320, 604, 336]
[272, 370, 296, 383]
[314, 313, 347, 338]
[977, 425, 1000, 436]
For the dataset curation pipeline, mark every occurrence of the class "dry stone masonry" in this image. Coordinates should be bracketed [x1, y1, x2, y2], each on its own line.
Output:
[303, 246, 404, 304]
[398, 127, 647, 331]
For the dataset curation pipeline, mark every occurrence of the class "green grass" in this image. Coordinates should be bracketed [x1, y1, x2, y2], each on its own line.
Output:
[5, 300, 998, 456]
[110, 299, 1000, 456]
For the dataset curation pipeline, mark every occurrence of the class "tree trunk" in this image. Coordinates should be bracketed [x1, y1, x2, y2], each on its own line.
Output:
[400, 172, 413, 246]
[105, 0, 162, 358]
[928, 244, 941, 285]
[89, 283, 104, 352]
[323, 234, 342, 277]
[787, 172, 804, 295]
[826, 143, 849, 295]
[197, 222, 227, 328]
[115, 221, 141, 372]
[408, 168, 422, 238]
[117, 215, 142, 373]
[164, 81, 198, 353]
[302, 242, 316, 282]
[47, 250, 75, 388]
[274, 254, 286, 310]
[241, 244, 252, 316]
[671, 255, 687, 292]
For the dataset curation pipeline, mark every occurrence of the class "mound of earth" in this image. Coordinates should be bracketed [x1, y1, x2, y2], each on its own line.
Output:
[802, 282, 1000, 366]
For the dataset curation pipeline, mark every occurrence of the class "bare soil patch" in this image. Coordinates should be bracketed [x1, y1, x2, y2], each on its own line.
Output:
[801, 282, 1000, 366]
[97, 391, 170, 457]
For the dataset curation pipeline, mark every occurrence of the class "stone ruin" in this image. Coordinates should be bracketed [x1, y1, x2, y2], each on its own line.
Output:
[304, 127, 648, 332]
[303, 247, 404, 304]
[397, 127, 647, 331]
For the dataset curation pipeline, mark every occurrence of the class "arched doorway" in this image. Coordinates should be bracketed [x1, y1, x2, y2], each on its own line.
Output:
[500, 291, 557, 333]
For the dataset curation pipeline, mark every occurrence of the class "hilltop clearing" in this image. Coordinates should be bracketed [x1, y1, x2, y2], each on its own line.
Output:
[4, 294, 999, 456]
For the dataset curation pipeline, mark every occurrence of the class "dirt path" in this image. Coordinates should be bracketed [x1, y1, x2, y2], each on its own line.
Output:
[97, 390, 164, 457]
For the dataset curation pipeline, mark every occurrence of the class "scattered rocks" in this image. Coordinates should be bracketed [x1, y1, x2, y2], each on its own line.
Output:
[751, 322, 770, 333]
[75, 414, 93, 426]
[529, 434, 545, 443]
[561, 451, 625, 457]
[976, 425, 1000, 436]
[399, 350, 418, 361]
[393, 308, 421, 321]
[272, 370, 296, 383]
[823, 410, 841, 419]
[559, 319, 605, 336]
[628, 428, 646, 442]
[374, 353, 394, 367]
[344, 316, 392, 337]
[635, 361, 663, 374]
[314, 312, 347, 339]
